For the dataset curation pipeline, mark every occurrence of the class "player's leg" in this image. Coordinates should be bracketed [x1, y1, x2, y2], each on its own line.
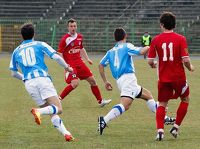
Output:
[139, 87, 157, 113]
[170, 81, 190, 138]
[140, 87, 175, 125]
[98, 96, 132, 135]
[59, 79, 79, 100]
[59, 70, 79, 100]
[24, 78, 60, 124]
[98, 73, 136, 135]
[47, 97, 74, 141]
[86, 76, 111, 106]
[155, 81, 173, 141]
[155, 101, 168, 141]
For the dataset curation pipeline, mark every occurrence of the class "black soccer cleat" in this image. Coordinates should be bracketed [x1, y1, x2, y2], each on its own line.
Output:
[98, 116, 107, 135]
[164, 116, 176, 125]
[170, 126, 178, 138]
[156, 131, 164, 141]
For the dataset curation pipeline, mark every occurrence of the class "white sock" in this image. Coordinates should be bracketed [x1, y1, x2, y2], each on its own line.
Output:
[51, 115, 71, 136]
[104, 104, 125, 124]
[146, 99, 157, 113]
[37, 105, 58, 115]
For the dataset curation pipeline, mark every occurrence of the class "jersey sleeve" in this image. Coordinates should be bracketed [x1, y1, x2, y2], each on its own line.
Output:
[57, 36, 66, 53]
[180, 36, 189, 58]
[9, 50, 18, 71]
[41, 42, 56, 58]
[148, 37, 157, 59]
[127, 43, 141, 56]
[100, 52, 109, 67]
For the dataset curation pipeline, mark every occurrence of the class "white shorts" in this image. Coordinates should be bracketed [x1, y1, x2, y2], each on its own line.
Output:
[24, 77, 58, 106]
[116, 73, 142, 99]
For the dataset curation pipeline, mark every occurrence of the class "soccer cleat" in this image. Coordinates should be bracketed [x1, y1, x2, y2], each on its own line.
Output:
[170, 127, 178, 138]
[156, 131, 164, 141]
[64, 134, 75, 142]
[98, 116, 107, 135]
[99, 99, 112, 107]
[164, 116, 175, 125]
[31, 108, 41, 125]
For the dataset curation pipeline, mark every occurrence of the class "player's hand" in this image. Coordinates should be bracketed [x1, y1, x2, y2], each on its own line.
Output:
[87, 59, 93, 65]
[105, 81, 113, 91]
[190, 64, 194, 72]
[151, 61, 157, 68]
[65, 66, 73, 73]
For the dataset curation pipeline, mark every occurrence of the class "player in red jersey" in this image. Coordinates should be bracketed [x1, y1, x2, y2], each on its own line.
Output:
[57, 18, 111, 107]
[148, 12, 194, 141]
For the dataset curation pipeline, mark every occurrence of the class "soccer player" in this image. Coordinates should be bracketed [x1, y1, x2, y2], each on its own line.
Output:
[148, 12, 194, 141]
[9, 23, 74, 142]
[98, 27, 175, 135]
[57, 18, 111, 107]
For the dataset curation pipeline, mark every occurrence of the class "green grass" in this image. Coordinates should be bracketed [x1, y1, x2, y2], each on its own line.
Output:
[1, 55, 200, 149]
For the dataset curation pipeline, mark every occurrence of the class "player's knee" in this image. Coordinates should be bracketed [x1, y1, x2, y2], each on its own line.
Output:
[71, 80, 79, 88]
[89, 79, 97, 86]
[124, 104, 131, 111]
[181, 96, 190, 103]
[57, 108, 63, 114]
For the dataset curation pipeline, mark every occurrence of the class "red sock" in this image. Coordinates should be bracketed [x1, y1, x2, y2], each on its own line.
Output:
[60, 84, 74, 100]
[156, 106, 166, 130]
[91, 85, 102, 104]
[175, 101, 189, 126]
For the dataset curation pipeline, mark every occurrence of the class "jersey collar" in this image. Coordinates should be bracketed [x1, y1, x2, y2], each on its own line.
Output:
[22, 39, 34, 44]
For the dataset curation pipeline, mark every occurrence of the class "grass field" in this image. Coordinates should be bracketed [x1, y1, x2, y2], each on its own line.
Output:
[0, 55, 200, 149]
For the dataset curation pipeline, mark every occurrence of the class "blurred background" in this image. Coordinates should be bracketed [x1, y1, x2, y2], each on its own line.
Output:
[0, 0, 199, 53]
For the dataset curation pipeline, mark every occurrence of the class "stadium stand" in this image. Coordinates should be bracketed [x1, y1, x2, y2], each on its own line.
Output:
[0, 0, 199, 53]
[0, 0, 55, 19]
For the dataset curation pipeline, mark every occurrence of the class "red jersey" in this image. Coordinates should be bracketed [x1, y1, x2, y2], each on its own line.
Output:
[148, 32, 189, 82]
[58, 33, 84, 67]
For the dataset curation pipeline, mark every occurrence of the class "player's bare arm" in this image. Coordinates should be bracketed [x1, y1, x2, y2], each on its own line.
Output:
[80, 48, 93, 65]
[140, 46, 149, 55]
[99, 64, 113, 91]
[182, 57, 194, 72]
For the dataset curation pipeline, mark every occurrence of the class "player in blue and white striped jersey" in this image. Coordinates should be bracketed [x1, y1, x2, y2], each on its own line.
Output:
[9, 23, 74, 142]
[98, 27, 175, 135]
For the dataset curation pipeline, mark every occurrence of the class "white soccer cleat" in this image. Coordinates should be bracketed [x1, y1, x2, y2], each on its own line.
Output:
[99, 99, 112, 107]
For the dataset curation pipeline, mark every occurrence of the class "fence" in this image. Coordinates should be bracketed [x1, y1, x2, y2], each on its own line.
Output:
[0, 18, 198, 53]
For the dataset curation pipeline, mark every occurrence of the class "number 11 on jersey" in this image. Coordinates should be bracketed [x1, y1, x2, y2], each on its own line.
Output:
[162, 42, 173, 61]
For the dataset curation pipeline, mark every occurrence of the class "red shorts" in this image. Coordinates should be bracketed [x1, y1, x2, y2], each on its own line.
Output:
[65, 63, 93, 84]
[158, 80, 189, 102]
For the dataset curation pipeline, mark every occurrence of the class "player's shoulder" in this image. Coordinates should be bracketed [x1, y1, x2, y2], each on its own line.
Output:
[126, 42, 135, 49]
[77, 33, 83, 37]
[12, 45, 21, 54]
[173, 32, 186, 39]
[60, 33, 71, 40]
[77, 33, 83, 39]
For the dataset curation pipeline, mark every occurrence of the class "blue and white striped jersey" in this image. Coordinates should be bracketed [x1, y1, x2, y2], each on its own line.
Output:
[100, 42, 141, 80]
[9, 39, 56, 81]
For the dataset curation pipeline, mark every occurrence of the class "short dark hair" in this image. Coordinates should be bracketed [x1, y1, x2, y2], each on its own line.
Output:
[114, 27, 126, 42]
[160, 11, 176, 30]
[21, 23, 34, 40]
[67, 18, 77, 25]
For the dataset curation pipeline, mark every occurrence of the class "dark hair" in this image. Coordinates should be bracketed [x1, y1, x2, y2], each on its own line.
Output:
[114, 27, 126, 42]
[67, 18, 77, 25]
[21, 23, 34, 40]
[160, 11, 176, 30]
